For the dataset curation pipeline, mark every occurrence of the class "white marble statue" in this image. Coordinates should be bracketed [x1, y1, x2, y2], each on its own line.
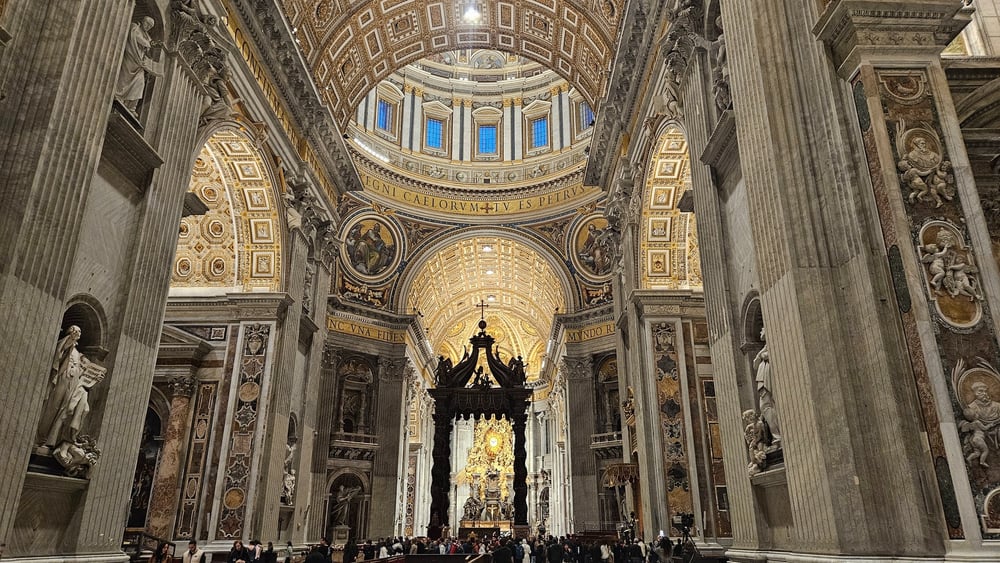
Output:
[115, 17, 160, 113]
[742, 410, 768, 476]
[960, 382, 1000, 468]
[283, 469, 296, 504]
[37, 325, 106, 477]
[753, 327, 782, 446]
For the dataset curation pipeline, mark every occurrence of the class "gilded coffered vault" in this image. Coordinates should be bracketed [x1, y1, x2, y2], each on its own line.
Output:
[640, 127, 701, 289]
[279, 0, 625, 125]
[172, 129, 284, 293]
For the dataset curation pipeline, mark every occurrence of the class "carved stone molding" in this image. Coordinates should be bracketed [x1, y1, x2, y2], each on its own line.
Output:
[560, 356, 594, 381]
[169, 376, 197, 398]
[378, 357, 409, 382]
[585, 0, 672, 188]
[814, 0, 971, 79]
[230, 0, 360, 191]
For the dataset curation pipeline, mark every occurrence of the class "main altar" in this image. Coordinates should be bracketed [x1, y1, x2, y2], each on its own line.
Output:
[427, 316, 532, 539]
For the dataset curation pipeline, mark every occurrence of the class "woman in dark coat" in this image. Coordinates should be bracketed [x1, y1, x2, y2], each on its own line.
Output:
[228, 540, 251, 563]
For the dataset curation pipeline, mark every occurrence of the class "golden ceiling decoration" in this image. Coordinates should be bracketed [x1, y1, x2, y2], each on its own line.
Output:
[280, 0, 626, 125]
[172, 130, 283, 292]
[639, 127, 702, 289]
[406, 235, 566, 379]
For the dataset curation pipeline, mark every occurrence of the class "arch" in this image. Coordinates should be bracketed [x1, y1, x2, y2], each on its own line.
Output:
[395, 227, 573, 381]
[327, 468, 370, 492]
[739, 292, 764, 351]
[61, 296, 107, 355]
[170, 127, 285, 294]
[147, 386, 171, 426]
[395, 226, 576, 312]
[282, 0, 626, 125]
[637, 126, 702, 290]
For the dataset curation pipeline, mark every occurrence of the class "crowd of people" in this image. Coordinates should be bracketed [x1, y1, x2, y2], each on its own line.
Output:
[148, 533, 691, 563]
[297, 532, 688, 563]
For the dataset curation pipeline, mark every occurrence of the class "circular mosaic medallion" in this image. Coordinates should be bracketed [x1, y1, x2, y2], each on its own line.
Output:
[223, 487, 245, 509]
[341, 215, 402, 282]
[238, 381, 261, 403]
[570, 215, 613, 282]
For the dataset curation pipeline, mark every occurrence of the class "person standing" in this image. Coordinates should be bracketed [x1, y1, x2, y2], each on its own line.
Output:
[182, 541, 206, 563]
[284, 541, 294, 563]
[151, 542, 172, 563]
[228, 541, 250, 563]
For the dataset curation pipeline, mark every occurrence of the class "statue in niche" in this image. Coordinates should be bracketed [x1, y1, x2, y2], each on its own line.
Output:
[960, 381, 1000, 468]
[742, 410, 768, 476]
[283, 469, 296, 504]
[37, 326, 106, 454]
[331, 485, 362, 525]
[115, 16, 161, 113]
[752, 327, 782, 447]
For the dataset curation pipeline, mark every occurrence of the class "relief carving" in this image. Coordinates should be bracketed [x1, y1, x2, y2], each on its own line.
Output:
[918, 221, 983, 329]
[895, 123, 955, 208]
[953, 359, 1000, 469]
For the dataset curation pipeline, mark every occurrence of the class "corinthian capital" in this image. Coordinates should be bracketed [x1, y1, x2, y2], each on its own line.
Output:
[169, 376, 197, 398]
[559, 356, 594, 381]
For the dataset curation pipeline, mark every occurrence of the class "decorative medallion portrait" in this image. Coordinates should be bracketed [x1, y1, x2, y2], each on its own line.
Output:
[572, 216, 613, 281]
[342, 215, 401, 281]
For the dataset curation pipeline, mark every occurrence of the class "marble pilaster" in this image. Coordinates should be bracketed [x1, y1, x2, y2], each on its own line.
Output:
[146, 376, 197, 539]
[561, 356, 598, 530]
[368, 357, 409, 537]
[0, 0, 133, 549]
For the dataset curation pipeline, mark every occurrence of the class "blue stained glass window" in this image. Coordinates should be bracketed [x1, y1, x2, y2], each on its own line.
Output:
[479, 124, 497, 154]
[376, 100, 393, 131]
[531, 116, 548, 148]
[581, 101, 595, 130]
[426, 118, 444, 149]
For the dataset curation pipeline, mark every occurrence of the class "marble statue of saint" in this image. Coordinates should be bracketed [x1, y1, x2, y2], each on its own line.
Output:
[115, 17, 160, 113]
[960, 381, 1000, 467]
[200, 68, 234, 125]
[753, 327, 781, 446]
[331, 484, 362, 525]
[283, 469, 296, 504]
[37, 326, 86, 447]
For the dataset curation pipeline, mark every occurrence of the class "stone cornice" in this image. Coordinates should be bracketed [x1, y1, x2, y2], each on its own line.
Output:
[327, 303, 415, 331]
[227, 0, 361, 192]
[585, 0, 675, 189]
[631, 289, 705, 319]
[814, 0, 971, 79]
[165, 293, 292, 322]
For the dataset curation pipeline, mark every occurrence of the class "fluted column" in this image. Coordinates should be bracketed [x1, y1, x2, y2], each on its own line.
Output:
[561, 356, 597, 530]
[0, 0, 133, 545]
[252, 227, 308, 538]
[308, 345, 339, 541]
[74, 43, 207, 551]
[297, 258, 333, 545]
[146, 376, 197, 539]
[368, 357, 409, 537]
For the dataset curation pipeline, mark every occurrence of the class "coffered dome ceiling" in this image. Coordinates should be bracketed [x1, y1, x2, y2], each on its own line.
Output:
[281, 0, 626, 126]
[402, 235, 568, 380]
